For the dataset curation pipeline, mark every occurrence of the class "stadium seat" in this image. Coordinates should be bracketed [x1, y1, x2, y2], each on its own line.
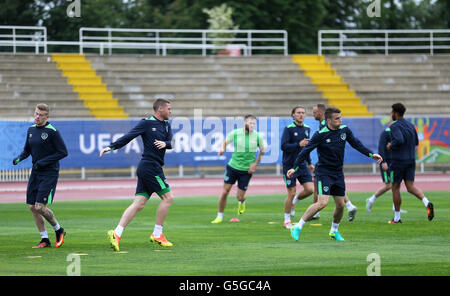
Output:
[87, 54, 328, 118]
[292, 54, 372, 117]
[52, 54, 128, 119]
[325, 54, 450, 115]
[0, 53, 448, 118]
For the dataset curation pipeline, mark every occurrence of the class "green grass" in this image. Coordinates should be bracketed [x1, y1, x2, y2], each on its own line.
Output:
[0, 191, 449, 276]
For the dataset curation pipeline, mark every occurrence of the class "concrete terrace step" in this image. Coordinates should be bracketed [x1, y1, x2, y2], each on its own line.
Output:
[0, 92, 79, 100]
[325, 54, 450, 63]
[343, 77, 450, 84]
[367, 98, 449, 106]
[347, 84, 450, 92]
[102, 77, 313, 85]
[369, 106, 450, 115]
[0, 54, 53, 62]
[0, 106, 92, 117]
[360, 92, 449, 99]
[0, 69, 63, 77]
[0, 76, 69, 84]
[108, 85, 319, 93]
[0, 63, 58, 70]
[0, 84, 74, 92]
[127, 107, 325, 118]
[97, 70, 306, 79]
[336, 70, 442, 76]
[86, 54, 295, 64]
[121, 98, 326, 108]
[114, 92, 323, 100]
[90, 63, 300, 71]
[0, 97, 85, 104]
[330, 64, 450, 71]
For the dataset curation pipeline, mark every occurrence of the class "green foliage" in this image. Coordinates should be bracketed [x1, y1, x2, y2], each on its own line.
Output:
[203, 3, 239, 49]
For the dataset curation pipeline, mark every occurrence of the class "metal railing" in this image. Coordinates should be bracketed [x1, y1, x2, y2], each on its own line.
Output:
[79, 28, 288, 56]
[0, 26, 288, 56]
[0, 168, 31, 182]
[0, 26, 47, 54]
[319, 29, 450, 55]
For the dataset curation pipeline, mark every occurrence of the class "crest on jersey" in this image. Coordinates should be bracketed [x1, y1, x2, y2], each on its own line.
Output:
[41, 132, 48, 140]
[340, 133, 346, 141]
[323, 186, 329, 192]
[294, 132, 298, 136]
[152, 128, 156, 131]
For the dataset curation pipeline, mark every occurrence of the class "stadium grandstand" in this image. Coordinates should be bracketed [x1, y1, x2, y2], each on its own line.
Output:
[0, 26, 449, 180]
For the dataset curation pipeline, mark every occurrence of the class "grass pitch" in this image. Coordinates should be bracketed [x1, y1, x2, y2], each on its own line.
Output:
[0, 191, 448, 276]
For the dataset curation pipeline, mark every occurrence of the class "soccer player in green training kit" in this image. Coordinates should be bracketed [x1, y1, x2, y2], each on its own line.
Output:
[211, 115, 265, 223]
[287, 107, 382, 241]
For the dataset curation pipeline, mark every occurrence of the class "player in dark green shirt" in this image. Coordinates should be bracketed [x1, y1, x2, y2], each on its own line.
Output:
[280, 106, 314, 229]
[387, 103, 434, 223]
[211, 115, 265, 223]
[311, 103, 359, 222]
[287, 107, 382, 241]
[100, 99, 175, 250]
[13, 104, 68, 249]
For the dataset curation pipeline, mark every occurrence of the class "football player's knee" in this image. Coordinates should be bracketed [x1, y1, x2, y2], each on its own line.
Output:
[135, 202, 146, 211]
[223, 187, 232, 195]
[163, 193, 174, 204]
[29, 204, 38, 213]
[34, 203, 46, 213]
[317, 199, 329, 209]
[335, 201, 345, 210]
[405, 183, 416, 194]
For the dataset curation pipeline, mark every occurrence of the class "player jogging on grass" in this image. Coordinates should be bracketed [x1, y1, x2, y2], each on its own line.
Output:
[287, 107, 382, 242]
[211, 115, 265, 223]
[298, 103, 358, 221]
[280, 106, 314, 229]
[387, 103, 434, 224]
[13, 103, 68, 249]
[366, 119, 406, 213]
[100, 98, 174, 251]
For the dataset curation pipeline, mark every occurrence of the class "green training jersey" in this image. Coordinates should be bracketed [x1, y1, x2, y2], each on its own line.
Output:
[226, 128, 264, 171]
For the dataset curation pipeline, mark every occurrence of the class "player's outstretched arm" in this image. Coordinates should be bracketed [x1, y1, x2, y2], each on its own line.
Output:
[99, 147, 111, 158]
[371, 153, 383, 164]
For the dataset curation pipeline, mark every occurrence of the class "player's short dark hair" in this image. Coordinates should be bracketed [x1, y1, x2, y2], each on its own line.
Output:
[244, 114, 256, 121]
[325, 106, 341, 119]
[291, 105, 306, 116]
[316, 103, 326, 112]
[391, 103, 406, 116]
[36, 103, 49, 114]
[153, 98, 171, 112]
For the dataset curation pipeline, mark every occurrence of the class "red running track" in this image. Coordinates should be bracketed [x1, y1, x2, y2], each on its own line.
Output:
[0, 174, 449, 203]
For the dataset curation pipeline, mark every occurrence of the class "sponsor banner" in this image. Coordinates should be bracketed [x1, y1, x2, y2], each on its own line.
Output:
[1, 116, 448, 170]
